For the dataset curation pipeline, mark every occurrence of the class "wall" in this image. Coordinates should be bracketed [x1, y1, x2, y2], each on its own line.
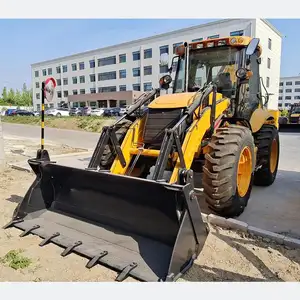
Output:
[253, 19, 282, 110]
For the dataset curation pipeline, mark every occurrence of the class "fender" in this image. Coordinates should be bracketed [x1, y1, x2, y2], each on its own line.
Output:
[250, 108, 278, 133]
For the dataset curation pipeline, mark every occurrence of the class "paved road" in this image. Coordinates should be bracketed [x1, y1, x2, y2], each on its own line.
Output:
[2, 122, 100, 150]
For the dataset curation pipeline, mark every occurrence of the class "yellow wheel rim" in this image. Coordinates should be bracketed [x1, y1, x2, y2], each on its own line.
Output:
[237, 146, 252, 197]
[270, 138, 278, 174]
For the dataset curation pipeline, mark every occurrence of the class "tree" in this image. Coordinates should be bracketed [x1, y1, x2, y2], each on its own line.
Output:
[7, 88, 15, 104]
[2, 87, 7, 103]
[281, 109, 288, 117]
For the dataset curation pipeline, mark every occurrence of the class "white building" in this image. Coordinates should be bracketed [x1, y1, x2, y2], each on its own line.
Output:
[31, 18, 282, 111]
[278, 76, 300, 110]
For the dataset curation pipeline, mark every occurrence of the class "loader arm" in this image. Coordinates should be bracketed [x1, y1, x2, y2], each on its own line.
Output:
[169, 97, 230, 183]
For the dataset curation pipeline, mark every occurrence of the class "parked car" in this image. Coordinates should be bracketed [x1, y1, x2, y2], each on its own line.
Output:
[45, 108, 69, 117]
[69, 107, 83, 116]
[82, 106, 92, 116]
[91, 108, 105, 117]
[33, 111, 40, 116]
[120, 107, 127, 115]
[5, 109, 17, 116]
[103, 107, 121, 117]
[10, 109, 35, 116]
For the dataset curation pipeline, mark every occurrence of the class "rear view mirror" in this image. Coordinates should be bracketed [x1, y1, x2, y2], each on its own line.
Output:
[159, 74, 172, 90]
[246, 38, 260, 56]
[44, 77, 57, 102]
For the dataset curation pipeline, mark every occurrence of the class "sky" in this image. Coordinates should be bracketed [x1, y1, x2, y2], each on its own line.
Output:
[0, 18, 299, 91]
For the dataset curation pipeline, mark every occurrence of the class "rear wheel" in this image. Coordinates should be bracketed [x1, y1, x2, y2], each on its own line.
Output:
[253, 124, 279, 186]
[100, 119, 133, 169]
[203, 124, 255, 218]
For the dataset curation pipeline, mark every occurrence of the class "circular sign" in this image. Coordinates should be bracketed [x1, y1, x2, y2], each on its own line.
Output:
[44, 77, 57, 102]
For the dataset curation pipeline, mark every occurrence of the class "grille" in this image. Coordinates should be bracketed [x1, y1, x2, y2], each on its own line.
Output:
[143, 108, 183, 146]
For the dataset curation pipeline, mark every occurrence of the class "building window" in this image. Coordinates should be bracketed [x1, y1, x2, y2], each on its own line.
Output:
[295, 96, 300, 100]
[35, 82, 40, 88]
[285, 96, 291, 100]
[132, 51, 140, 61]
[98, 86, 117, 93]
[267, 58, 271, 69]
[56, 66, 61, 74]
[62, 65, 67, 73]
[279, 89, 283, 93]
[295, 88, 300, 92]
[90, 88, 96, 94]
[64, 91, 68, 97]
[192, 38, 203, 42]
[72, 63, 77, 71]
[48, 68, 52, 75]
[80, 89, 85, 94]
[79, 62, 85, 70]
[35, 70, 39, 77]
[144, 48, 152, 59]
[119, 69, 126, 79]
[144, 65, 152, 76]
[36, 104, 41, 111]
[79, 75, 85, 83]
[173, 42, 183, 54]
[295, 81, 300, 85]
[63, 78, 68, 85]
[286, 81, 293, 85]
[36, 93, 40, 100]
[286, 89, 292, 93]
[73, 90, 78, 95]
[57, 91, 62, 98]
[49, 103, 54, 108]
[268, 38, 272, 50]
[160, 65, 169, 74]
[279, 82, 283, 86]
[57, 79, 61, 86]
[278, 103, 282, 107]
[98, 56, 116, 67]
[132, 67, 140, 77]
[266, 77, 270, 88]
[119, 85, 126, 91]
[230, 30, 244, 36]
[72, 77, 77, 84]
[119, 54, 126, 63]
[42, 69, 47, 76]
[90, 60, 95, 68]
[160, 45, 169, 55]
[278, 96, 282, 100]
[90, 74, 96, 82]
[133, 84, 140, 91]
[208, 34, 220, 39]
[144, 82, 152, 91]
[285, 103, 290, 107]
[98, 71, 117, 81]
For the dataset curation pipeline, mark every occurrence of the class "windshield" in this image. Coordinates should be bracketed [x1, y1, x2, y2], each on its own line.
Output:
[174, 46, 241, 97]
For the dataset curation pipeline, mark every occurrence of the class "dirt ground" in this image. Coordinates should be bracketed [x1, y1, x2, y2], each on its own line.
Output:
[0, 167, 300, 282]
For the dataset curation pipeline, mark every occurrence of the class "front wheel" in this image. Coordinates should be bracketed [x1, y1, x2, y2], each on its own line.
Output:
[56, 113, 61, 117]
[203, 124, 255, 218]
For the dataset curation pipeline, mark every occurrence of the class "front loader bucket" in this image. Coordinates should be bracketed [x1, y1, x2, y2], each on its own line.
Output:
[4, 155, 208, 282]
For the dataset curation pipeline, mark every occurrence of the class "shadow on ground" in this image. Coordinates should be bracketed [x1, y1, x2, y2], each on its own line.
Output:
[6, 195, 23, 204]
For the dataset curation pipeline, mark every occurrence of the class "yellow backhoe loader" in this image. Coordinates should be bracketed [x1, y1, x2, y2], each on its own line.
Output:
[4, 36, 280, 282]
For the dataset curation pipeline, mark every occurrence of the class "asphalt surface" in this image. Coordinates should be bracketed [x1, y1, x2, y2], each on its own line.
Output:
[3, 122, 300, 238]
[2, 122, 100, 150]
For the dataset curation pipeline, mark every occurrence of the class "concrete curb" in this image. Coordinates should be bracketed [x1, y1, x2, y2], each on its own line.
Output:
[201, 212, 300, 249]
[8, 150, 93, 173]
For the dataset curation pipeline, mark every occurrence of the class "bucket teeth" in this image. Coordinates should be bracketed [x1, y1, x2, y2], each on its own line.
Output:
[3, 218, 24, 229]
[39, 232, 60, 247]
[19, 224, 40, 237]
[116, 262, 138, 282]
[86, 251, 108, 269]
[61, 241, 82, 257]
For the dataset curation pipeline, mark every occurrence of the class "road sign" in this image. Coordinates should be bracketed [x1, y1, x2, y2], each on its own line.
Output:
[44, 77, 56, 102]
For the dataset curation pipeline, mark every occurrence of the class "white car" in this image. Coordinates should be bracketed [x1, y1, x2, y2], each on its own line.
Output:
[91, 108, 105, 116]
[45, 108, 70, 117]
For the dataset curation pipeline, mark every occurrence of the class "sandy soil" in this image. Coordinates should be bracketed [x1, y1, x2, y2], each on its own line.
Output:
[0, 167, 300, 282]
[3, 135, 85, 164]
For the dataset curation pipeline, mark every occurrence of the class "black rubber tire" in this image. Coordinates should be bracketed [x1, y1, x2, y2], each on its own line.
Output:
[100, 119, 132, 169]
[203, 124, 255, 218]
[253, 124, 279, 186]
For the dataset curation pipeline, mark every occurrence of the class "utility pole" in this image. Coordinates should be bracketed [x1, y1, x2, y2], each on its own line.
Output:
[0, 114, 5, 172]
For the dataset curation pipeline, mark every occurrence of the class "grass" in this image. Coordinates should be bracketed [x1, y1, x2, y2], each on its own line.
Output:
[0, 249, 32, 270]
[1, 115, 115, 133]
